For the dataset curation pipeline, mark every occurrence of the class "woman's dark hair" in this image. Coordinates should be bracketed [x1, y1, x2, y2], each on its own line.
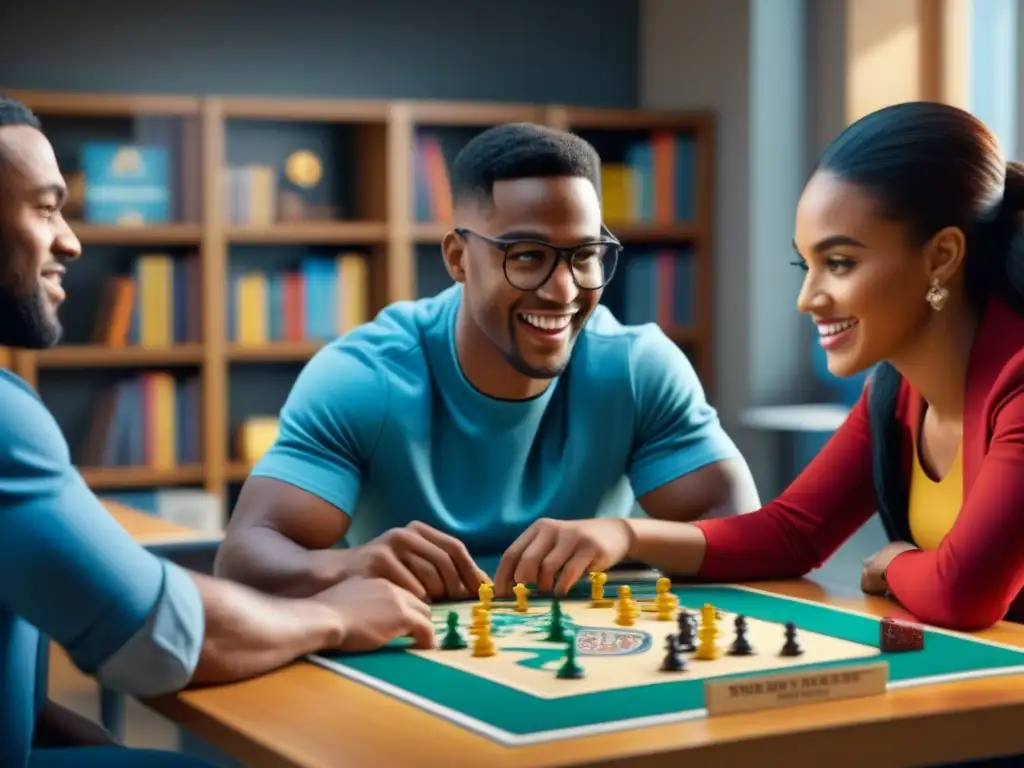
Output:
[814, 101, 1024, 310]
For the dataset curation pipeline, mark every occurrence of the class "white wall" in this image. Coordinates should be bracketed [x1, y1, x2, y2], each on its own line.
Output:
[748, 0, 808, 419]
[638, 0, 762, 479]
[640, 0, 831, 495]
[968, 0, 1020, 158]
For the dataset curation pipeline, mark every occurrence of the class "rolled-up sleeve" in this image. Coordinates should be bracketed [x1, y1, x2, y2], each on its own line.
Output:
[93, 559, 204, 696]
[0, 371, 204, 696]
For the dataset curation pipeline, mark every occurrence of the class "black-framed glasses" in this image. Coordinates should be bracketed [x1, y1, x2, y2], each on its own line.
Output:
[455, 226, 622, 291]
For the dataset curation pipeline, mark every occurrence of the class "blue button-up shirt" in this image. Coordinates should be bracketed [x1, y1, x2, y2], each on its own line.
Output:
[0, 370, 204, 768]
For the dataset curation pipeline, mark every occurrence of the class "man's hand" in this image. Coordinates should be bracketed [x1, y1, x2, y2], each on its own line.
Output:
[314, 577, 438, 652]
[861, 542, 917, 596]
[494, 518, 635, 597]
[338, 521, 489, 601]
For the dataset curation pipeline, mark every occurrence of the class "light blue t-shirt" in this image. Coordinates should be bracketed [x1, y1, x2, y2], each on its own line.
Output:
[253, 285, 739, 555]
[0, 370, 204, 768]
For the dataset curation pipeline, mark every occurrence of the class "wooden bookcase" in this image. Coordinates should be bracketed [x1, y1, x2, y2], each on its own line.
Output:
[2, 89, 714, 518]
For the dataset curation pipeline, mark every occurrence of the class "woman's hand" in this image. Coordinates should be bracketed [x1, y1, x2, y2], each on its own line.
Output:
[861, 542, 917, 595]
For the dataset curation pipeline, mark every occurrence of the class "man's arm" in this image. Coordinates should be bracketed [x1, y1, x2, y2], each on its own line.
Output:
[4, 473, 431, 695]
[627, 329, 761, 521]
[0, 382, 432, 701]
[492, 330, 761, 594]
[216, 477, 356, 598]
[215, 345, 384, 596]
[187, 572, 356, 685]
[215, 346, 487, 600]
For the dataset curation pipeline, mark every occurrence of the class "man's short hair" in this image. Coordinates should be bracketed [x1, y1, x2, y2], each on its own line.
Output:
[450, 122, 601, 208]
[0, 96, 42, 167]
[0, 96, 41, 129]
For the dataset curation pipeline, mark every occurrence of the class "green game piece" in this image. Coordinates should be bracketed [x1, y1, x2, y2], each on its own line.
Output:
[440, 610, 467, 650]
[545, 599, 566, 643]
[556, 632, 584, 679]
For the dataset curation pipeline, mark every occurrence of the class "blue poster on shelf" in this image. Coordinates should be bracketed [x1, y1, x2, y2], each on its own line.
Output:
[82, 142, 170, 225]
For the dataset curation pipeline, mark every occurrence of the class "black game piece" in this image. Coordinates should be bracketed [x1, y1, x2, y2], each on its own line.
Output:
[728, 615, 754, 656]
[780, 621, 803, 656]
[661, 634, 687, 672]
[676, 610, 696, 652]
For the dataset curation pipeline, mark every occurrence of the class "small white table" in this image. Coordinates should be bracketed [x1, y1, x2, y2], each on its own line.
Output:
[740, 403, 850, 432]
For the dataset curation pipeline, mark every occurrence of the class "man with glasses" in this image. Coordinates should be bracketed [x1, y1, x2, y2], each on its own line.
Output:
[216, 123, 759, 602]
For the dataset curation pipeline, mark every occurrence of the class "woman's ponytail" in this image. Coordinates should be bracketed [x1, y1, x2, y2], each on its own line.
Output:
[997, 162, 1024, 308]
[966, 161, 1024, 310]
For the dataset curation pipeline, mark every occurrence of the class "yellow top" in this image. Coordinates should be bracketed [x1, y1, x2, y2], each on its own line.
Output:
[907, 429, 963, 550]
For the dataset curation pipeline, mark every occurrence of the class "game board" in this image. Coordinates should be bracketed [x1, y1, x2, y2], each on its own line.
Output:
[309, 580, 1024, 747]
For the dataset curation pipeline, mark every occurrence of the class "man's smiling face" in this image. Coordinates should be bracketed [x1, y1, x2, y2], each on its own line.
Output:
[0, 123, 80, 349]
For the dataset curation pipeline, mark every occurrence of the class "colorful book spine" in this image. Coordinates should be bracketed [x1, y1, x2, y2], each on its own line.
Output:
[79, 373, 201, 469]
[601, 131, 696, 224]
[412, 134, 453, 222]
[92, 252, 201, 346]
[228, 253, 370, 344]
[620, 249, 693, 327]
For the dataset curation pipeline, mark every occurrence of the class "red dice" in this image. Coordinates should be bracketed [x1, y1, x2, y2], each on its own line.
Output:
[880, 616, 924, 651]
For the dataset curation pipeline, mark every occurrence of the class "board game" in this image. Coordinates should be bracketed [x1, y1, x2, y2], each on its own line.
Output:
[309, 577, 1024, 747]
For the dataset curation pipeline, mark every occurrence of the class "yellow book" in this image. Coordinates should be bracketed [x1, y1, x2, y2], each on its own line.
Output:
[247, 164, 277, 226]
[601, 165, 630, 223]
[137, 254, 173, 347]
[236, 416, 280, 463]
[151, 373, 177, 470]
[336, 253, 368, 334]
[235, 272, 268, 346]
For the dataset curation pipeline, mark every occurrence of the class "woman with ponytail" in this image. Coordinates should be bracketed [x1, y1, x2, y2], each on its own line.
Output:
[619, 101, 1024, 632]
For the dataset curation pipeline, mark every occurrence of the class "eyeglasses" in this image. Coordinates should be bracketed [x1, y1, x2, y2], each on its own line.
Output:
[454, 227, 622, 291]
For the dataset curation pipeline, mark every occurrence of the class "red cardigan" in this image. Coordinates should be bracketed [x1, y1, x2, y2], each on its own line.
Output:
[695, 297, 1024, 631]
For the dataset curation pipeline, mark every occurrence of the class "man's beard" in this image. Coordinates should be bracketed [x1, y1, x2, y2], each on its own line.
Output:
[0, 280, 61, 349]
[502, 342, 571, 379]
[502, 316, 576, 380]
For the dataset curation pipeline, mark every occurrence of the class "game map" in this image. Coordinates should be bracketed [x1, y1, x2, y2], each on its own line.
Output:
[309, 577, 1024, 746]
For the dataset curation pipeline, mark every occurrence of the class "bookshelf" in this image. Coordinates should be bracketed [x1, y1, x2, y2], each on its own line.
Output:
[543, 106, 714, 391]
[3, 89, 714, 523]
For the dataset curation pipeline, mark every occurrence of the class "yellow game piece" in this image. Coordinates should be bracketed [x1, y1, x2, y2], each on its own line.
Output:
[614, 585, 638, 626]
[472, 630, 496, 657]
[654, 576, 678, 619]
[513, 582, 530, 612]
[471, 610, 496, 657]
[469, 604, 489, 636]
[655, 592, 677, 621]
[478, 582, 494, 609]
[694, 602, 722, 660]
[589, 571, 613, 607]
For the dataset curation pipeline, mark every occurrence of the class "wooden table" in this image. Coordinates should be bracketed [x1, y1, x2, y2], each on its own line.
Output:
[146, 579, 1024, 768]
[103, 499, 223, 549]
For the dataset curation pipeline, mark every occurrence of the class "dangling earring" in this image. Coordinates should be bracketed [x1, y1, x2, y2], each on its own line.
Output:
[925, 278, 949, 311]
